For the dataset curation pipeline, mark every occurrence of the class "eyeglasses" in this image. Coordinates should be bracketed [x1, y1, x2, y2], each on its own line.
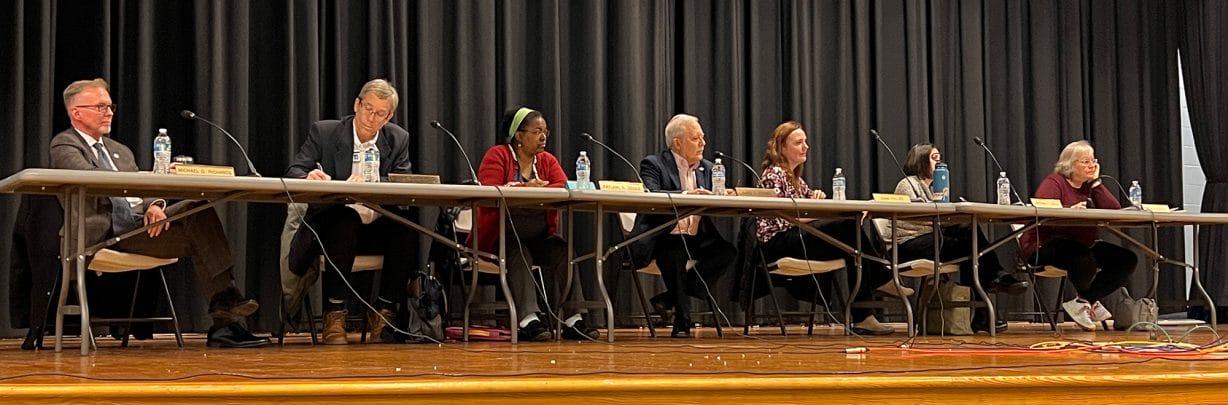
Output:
[1078, 158, 1099, 166]
[518, 128, 549, 137]
[358, 101, 391, 119]
[74, 104, 117, 114]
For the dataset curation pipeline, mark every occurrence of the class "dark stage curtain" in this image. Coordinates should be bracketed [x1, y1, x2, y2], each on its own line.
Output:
[1179, 1, 1228, 311]
[0, 0, 1189, 336]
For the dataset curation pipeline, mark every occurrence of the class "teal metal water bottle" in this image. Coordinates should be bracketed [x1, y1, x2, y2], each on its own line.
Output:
[931, 162, 949, 202]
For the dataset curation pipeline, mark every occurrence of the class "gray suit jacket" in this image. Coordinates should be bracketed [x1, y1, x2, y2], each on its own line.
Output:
[49, 128, 158, 245]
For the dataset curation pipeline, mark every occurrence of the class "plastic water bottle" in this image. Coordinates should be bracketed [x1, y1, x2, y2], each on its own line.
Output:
[361, 146, 380, 182]
[831, 168, 846, 200]
[996, 172, 1011, 205]
[931, 162, 950, 202]
[711, 158, 726, 195]
[152, 128, 172, 174]
[576, 151, 592, 190]
[1128, 180, 1142, 208]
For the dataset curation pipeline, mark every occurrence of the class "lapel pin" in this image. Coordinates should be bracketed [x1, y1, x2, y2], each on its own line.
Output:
[113, 153, 120, 159]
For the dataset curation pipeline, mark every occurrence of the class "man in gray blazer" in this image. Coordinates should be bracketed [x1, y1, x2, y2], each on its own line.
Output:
[49, 78, 268, 348]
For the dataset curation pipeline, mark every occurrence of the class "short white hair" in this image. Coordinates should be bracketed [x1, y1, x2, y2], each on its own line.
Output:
[1054, 140, 1094, 176]
[665, 114, 699, 147]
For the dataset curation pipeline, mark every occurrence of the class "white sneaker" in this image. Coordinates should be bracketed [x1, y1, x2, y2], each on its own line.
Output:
[1062, 298, 1096, 331]
[1090, 301, 1113, 322]
[875, 282, 915, 298]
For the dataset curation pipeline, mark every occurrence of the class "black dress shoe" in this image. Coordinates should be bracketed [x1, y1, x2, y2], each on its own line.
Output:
[561, 319, 600, 340]
[207, 322, 271, 348]
[208, 288, 260, 320]
[670, 328, 691, 338]
[21, 327, 43, 351]
[518, 320, 553, 342]
[972, 318, 1008, 334]
[985, 274, 1030, 295]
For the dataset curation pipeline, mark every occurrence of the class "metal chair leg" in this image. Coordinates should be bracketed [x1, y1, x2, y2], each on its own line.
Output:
[630, 271, 656, 338]
[158, 269, 184, 348]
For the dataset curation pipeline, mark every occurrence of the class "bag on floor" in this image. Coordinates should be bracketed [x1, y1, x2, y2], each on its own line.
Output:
[922, 280, 973, 335]
[386, 275, 446, 343]
[1111, 288, 1157, 331]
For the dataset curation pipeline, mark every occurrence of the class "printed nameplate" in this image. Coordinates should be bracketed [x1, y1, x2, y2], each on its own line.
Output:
[734, 187, 778, 198]
[1030, 198, 1062, 209]
[599, 181, 645, 193]
[1141, 203, 1171, 213]
[388, 173, 441, 184]
[872, 193, 911, 203]
[173, 164, 235, 177]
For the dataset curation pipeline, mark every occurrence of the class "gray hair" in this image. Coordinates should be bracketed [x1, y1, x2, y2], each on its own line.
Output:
[358, 78, 399, 112]
[664, 114, 699, 147]
[1054, 140, 1094, 176]
[63, 78, 109, 112]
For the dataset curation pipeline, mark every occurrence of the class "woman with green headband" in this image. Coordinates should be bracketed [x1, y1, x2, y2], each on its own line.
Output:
[469, 107, 598, 341]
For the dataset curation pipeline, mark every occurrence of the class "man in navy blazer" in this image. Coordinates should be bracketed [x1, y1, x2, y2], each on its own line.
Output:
[628, 114, 736, 338]
[285, 79, 418, 345]
[49, 78, 268, 348]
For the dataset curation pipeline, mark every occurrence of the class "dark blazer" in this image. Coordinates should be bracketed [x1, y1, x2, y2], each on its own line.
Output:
[285, 116, 414, 216]
[286, 115, 413, 180]
[627, 149, 727, 268]
[48, 128, 158, 245]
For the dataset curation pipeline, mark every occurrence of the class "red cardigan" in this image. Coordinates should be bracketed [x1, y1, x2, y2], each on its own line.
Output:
[467, 145, 568, 254]
[1019, 172, 1121, 257]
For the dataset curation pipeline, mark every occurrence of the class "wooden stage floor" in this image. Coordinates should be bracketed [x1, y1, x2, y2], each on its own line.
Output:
[1, 322, 1227, 404]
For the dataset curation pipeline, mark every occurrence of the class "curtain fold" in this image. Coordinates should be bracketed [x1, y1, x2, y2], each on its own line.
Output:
[1179, 0, 1228, 309]
[0, 0, 1188, 335]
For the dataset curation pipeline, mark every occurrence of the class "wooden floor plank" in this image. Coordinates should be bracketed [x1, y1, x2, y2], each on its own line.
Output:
[1, 322, 1226, 403]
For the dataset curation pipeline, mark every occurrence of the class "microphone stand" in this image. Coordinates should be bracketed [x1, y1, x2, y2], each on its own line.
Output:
[430, 120, 480, 185]
[180, 110, 262, 177]
[713, 151, 762, 186]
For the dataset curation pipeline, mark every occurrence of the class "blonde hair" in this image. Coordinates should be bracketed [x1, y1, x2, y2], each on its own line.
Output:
[62, 78, 109, 112]
[358, 78, 399, 111]
[1054, 140, 1094, 176]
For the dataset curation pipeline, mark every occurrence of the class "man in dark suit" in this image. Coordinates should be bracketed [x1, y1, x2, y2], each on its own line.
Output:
[285, 78, 418, 345]
[49, 78, 268, 348]
[629, 114, 736, 338]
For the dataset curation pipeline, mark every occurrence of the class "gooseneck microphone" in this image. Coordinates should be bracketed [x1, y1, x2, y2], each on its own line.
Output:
[870, 129, 925, 202]
[430, 120, 480, 186]
[579, 132, 648, 190]
[180, 110, 262, 177]
[1097, 175, 1140, 209]
[972, 136, 1026, 205]
[713, 151, 762, 186]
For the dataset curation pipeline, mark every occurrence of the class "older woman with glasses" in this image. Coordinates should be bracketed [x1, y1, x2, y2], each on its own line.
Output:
[1019, 140, 1139, 331]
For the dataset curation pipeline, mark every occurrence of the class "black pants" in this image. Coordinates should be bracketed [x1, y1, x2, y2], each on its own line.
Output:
[288, 205, 418, 308]
[897, 223, 1008, 287]
[758, 220, 891, 320]
[652, 233, 735, 329]
[1030, 238, 1138, 302]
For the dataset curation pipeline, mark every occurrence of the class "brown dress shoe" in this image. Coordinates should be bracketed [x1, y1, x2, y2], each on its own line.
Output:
[367, 308, 395, 343]
[322, 310, 348, 345]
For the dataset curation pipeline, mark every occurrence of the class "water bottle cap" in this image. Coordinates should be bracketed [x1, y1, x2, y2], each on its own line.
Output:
[714, 158, 722, 164]
[158, 128, 167, 135]
[835, 167, 842, 175]
[1132, 180, 1139, 185]
[580, 151, 587, 156]
[1000, 171, 1007, 177]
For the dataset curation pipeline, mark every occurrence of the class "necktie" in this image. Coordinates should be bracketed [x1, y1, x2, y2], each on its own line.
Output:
[93, 142, 139, 235]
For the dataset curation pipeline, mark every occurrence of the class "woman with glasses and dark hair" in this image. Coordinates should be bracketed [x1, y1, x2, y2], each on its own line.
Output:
[1019, 140, 1138, 331]
[890, 143, 1029, 333]
[469, 107, 598, 341]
